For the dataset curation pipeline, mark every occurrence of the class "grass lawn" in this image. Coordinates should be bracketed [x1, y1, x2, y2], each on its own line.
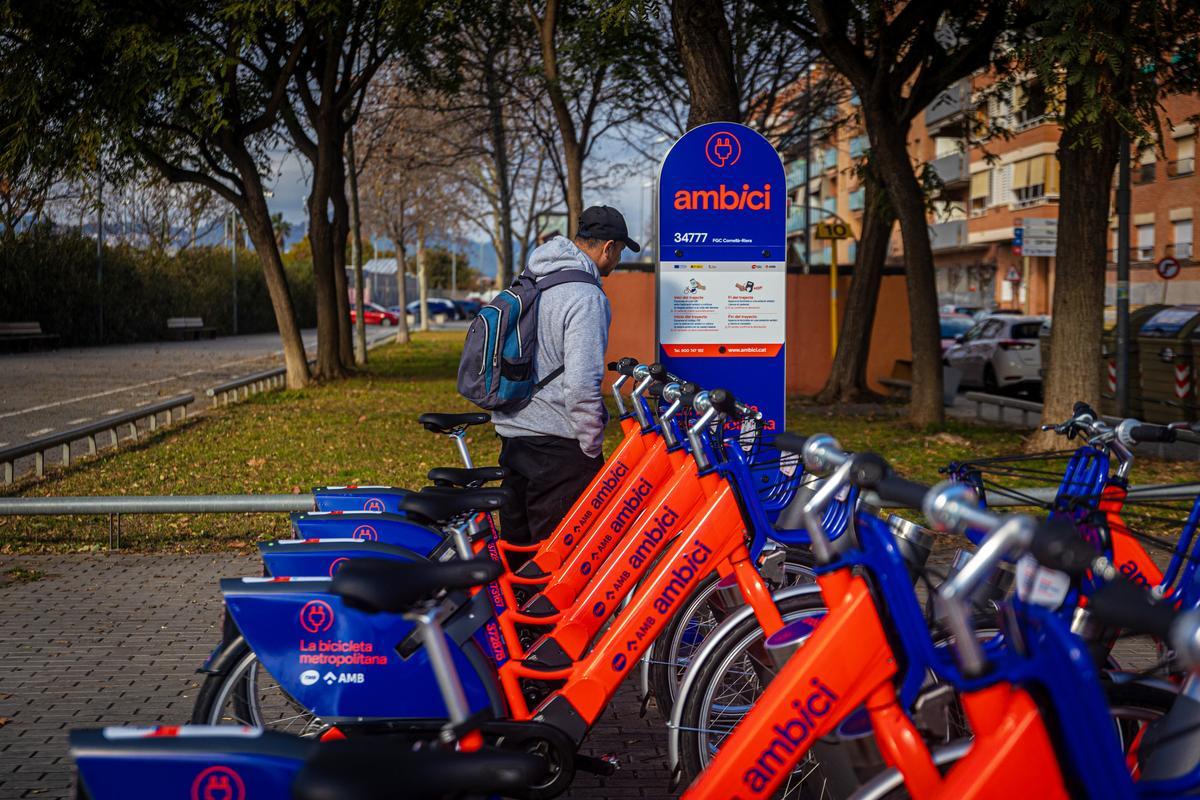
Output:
[2, 329, 1198, 553]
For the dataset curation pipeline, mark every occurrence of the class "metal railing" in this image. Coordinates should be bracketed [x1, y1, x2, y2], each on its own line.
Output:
[207, 367, 289, 406]
[1, 394, 193, 484]
[964, 391, 1045, 426]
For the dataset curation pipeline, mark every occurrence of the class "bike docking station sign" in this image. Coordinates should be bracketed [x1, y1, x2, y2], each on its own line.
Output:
[655, 122, 787, 430]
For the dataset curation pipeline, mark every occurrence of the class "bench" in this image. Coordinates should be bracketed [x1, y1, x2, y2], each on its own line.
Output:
[0, 321, 59, 352]
[166, 317, 217, 340]
[878, 359, 913, 397]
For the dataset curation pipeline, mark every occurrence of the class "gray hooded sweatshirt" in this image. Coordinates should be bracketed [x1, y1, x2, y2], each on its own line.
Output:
[492, 236, 611, 457]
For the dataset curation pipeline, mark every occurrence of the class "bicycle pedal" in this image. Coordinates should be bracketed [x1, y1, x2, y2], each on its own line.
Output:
[575, 753, 619, 775]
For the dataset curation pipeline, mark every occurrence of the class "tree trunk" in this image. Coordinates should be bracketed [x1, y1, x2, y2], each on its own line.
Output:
[670, 0, 739, 128]
[866, 111, 944, 425]
[530, 0, 584, 236]
[347, 128, 367, 365]
[1030, 82, 1122, 450]
[817, 171, 895, 402]
[391, 218, 411, 345]
[483, 41, 515, 288]
[306, 110, 348, 380]
[416, 224, 430, 332]
[331, 151, 355, 368]
[225, 144, 311, 388]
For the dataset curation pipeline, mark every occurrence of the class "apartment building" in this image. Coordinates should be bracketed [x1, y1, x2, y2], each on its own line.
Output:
[786, 75, 1200, 315]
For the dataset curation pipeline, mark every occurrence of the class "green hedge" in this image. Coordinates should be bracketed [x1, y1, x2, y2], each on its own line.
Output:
[0, 227, 316, 345]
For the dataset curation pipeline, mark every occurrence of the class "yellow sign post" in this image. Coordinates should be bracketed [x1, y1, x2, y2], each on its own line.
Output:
[814, 221, 852, 358]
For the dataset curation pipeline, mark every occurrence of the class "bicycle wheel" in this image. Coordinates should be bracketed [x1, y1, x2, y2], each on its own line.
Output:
[191, 639, 328, 737]
[676, 593, 833, 798]
[650, 551, 816, 719]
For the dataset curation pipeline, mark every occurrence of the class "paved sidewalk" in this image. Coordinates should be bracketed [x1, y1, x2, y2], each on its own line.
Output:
[0, 554, 675, 799]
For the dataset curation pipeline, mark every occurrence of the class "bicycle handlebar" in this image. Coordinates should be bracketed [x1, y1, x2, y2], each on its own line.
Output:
[608, 357, 639, 377]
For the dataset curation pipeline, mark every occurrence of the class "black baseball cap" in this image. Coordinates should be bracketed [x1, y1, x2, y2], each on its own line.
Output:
[578, 205, 641, 253]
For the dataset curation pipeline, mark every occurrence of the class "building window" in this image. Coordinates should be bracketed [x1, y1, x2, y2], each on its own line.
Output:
[848, 187, 866, 211]
[1136, 223, 1155, 261]
[1013, 81, 1049, 129]
[1174, 219, 1193, 260]
[849, 136, 867, 159]
[1135, 147, 1157, 185]
[970, 171, 990, 215]
[1011, 156, 1059, 206]
[1171, 136, 1195, 177]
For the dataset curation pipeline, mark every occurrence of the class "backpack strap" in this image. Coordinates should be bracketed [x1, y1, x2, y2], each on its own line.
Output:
[530, 269, 601, 392]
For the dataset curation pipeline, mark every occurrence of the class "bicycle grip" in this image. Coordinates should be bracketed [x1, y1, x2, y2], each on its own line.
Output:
[648, 363, 668, 383]
[709, 388, 738, 417]
[646, 382, 665, 399]
[1130, 424, 1176, 444]
[678, 381, 701, 406]
[1087, 578, 1176, 640]
[846, 452, 891, 489]
[874, 475, 930, 509]
[609, 357, 638, 377]
[1073, 401, 1098, 419]
[775, 432, 807, 455]
[1028, 517, 1097, 576]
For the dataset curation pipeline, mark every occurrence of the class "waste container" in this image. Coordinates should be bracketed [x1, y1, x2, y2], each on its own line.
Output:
[1135, 305, 1200, 423]
[1099, 304, 1167, 418]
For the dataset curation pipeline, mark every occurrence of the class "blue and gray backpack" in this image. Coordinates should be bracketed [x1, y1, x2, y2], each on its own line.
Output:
[457, 270, 600, 411]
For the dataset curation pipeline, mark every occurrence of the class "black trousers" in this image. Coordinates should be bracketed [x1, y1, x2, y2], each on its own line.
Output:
[497, 435, 604, 546]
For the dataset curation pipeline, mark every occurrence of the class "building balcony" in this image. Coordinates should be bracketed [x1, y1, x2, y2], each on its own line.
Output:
[1167, 242, 1194, 260]
[1133, 163, 1157, 185]
[786, 161, 808, 191]
[929, 219, 969, 252]
[929, 152, 968, 189]
[1168, 158, 1195, 178]
[924, 79, 971, 134]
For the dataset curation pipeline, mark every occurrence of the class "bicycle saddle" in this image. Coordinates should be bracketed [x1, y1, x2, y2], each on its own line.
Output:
[426, 465, 507, 487]
[331, 557, 503, 614]
[294, 741, 546, 800]
[397, 487, 512, 523]
[418, 411, 491, 434]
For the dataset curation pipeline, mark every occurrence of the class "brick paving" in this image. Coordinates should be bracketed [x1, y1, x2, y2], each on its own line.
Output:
[0, 553, 675, 799]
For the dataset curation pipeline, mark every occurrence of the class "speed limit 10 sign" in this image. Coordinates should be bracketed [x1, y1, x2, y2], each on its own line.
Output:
[814, 221, 851, 240]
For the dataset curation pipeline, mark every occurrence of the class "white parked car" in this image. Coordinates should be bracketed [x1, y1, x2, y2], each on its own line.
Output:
[944, 314, 1048, 392]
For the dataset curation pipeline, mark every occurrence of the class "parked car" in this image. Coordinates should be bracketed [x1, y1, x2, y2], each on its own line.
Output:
[349, 302, 400, 327]
[940, 304, 984, 317]
[944, 314, 1048, 393]
[939, 314, 976, 355]
[453, 299, 482, 319]
[404, 299, 459, 323]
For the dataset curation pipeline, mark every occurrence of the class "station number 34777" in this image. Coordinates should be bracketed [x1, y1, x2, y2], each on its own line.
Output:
[673, 232, 708, 243]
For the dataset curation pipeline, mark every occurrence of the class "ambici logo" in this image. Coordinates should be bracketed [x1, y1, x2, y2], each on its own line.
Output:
[299, 600, 335, 634]
[353, 524, 378, 541]
[628, 506, 682, 570]
[673, 183, 772, 212]
[590, 461, 631, 510]
[740, 679, 840, 795]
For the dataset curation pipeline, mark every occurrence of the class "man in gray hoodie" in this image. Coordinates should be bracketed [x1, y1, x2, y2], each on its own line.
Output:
[493, 206, 640, 547]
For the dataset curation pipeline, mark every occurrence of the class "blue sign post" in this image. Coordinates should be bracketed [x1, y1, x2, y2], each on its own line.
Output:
[656, 122, 787, 431]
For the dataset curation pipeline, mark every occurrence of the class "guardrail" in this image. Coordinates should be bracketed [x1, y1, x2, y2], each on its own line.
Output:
[963, 391, 1045, 426]
[206, 332, 395, 407]
[207, 367, 289, 406]
[2, 484, 1196, 549]
[1, 394, 194, 485]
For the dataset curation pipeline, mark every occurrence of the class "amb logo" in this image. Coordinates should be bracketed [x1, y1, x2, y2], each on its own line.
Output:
[352, 524, 378, 541]
[362, 497, 385, 512]
[299, 600, 335, 634]
[191, 765, 246, 800]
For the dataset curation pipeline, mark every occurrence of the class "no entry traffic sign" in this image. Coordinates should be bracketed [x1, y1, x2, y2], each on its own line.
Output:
[1158, 256, 1181, 280]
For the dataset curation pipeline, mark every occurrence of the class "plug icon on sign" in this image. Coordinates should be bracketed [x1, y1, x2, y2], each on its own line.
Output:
[704, 130, 742, 168]
[713, 137, 733, 166]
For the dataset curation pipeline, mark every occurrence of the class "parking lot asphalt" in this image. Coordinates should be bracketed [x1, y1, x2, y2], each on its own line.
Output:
[0, 553, 674, 799]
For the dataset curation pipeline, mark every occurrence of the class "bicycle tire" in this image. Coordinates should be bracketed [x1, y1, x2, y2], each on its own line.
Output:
[650, 550, 816, 720]
[676, 592, 830, 797]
